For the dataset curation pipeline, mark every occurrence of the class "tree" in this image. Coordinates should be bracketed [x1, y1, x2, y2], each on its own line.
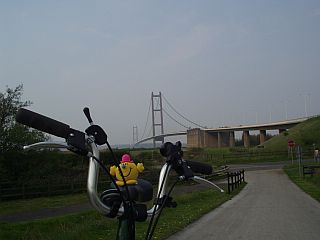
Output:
[0, 84, 47, 153]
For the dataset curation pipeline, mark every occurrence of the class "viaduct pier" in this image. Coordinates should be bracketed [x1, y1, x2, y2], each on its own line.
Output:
[187, 118, 307, 148]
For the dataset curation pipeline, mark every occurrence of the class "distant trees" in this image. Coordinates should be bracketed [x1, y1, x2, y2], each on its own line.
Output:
[0, 84, 47, 153]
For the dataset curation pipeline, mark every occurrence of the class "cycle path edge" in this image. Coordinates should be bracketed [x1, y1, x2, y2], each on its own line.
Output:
[166, 169, 320, 240]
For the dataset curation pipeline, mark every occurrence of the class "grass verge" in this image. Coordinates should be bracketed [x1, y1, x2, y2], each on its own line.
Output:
[0, 193, 88, 216]
[0, 184, 245, 240]
[284, 164, 320, 202]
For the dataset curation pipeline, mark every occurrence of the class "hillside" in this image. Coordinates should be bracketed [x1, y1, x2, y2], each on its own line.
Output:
[262, 116, 320, 151]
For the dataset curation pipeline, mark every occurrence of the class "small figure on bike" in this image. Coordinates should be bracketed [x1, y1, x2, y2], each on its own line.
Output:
[110, 154, 144, 186]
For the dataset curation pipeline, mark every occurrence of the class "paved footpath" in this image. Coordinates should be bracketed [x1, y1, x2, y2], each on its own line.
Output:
[167, 168, 320, 240]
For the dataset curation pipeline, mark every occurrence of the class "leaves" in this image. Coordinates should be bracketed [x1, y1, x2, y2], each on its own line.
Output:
[0, 84, 47, 154]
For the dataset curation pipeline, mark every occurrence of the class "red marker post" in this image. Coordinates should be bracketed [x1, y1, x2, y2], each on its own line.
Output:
[288, 140, 295, 164]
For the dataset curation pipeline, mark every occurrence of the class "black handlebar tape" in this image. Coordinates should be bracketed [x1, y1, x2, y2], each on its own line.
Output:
[16, 108, 71, 139]
[185, 160, 213, 175]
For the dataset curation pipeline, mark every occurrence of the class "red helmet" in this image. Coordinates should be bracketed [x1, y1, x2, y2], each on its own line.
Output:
[121, 154, 133, 163]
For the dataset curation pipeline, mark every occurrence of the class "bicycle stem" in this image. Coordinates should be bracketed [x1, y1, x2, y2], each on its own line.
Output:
[87, 142, 110, 215]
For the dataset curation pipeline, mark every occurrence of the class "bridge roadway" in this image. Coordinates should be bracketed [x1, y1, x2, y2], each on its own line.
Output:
[167, 166, 320, 240]
[135, 131, 187, 145]
[136, 117, 309, 148]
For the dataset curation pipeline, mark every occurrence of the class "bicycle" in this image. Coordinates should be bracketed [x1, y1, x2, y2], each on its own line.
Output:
[16, 107, 223, 240]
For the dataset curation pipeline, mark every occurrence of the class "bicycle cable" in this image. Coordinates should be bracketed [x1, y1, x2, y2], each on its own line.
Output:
[105, 141, 135, 226]
[145, 164, 170, 240]
[146, 178, 179, 240]
[93, 153, 136, 237]
[91, 155, 125, 202]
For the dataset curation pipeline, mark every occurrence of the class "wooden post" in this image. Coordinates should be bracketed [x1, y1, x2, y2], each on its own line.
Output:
[227, 172, 230, 194]
[237, 171, 240, 188]
[242, 169, 245, 182]
[231, 173, 234, 191]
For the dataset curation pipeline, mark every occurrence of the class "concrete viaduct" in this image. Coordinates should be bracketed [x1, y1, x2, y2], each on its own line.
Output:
[187, 117, 308, 148]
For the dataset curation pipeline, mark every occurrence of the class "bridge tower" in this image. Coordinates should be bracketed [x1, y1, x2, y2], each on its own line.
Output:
[151, 92, 164, 148]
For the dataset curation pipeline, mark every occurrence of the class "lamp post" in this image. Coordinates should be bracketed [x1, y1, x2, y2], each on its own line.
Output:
[282, 100, 288, 120]
[304, 95, 308, 117]
[300, 93, 311, 117]
[285, 100, 288, 120]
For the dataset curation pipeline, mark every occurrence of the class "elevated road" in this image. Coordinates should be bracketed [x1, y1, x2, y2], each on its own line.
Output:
[188, 117, 309, 148]
[136, 117, 309, 147]
[204, 117, 308, 132]
[134, 131, 187, 145]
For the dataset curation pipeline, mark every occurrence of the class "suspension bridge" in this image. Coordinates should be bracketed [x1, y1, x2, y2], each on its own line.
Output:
[134, 92, 205, 147]
[134, 92, 309, 148]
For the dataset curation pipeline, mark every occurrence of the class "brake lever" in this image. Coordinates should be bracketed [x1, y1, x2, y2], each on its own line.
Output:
[23, 140, 92, 157]
[192, 176, 224, 193]
[180, 159, 194, 179]
[83, 107, 108, 145]
[23, 141, 69, 150]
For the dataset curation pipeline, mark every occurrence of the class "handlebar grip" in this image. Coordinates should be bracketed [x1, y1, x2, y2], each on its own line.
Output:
[185, 160, 213, 175]
[16, 108, 71, 139]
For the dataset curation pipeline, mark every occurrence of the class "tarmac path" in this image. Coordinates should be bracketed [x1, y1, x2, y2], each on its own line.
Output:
[167, 168, 320, 240]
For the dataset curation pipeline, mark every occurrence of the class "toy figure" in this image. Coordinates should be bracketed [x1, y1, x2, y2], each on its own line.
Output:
[110, 154, 144, 186]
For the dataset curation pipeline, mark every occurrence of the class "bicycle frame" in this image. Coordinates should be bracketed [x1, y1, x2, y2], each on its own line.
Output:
[18, 107, 222, 240]
[23, 140, 172, 240]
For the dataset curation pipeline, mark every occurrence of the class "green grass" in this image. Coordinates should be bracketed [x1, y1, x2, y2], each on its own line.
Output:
[284, 164, 320, 202]
[0, 184, 245, 240]
[0, 193, 88, 216]
[184, 147, 290, 167]
[263, 116, 320, 151]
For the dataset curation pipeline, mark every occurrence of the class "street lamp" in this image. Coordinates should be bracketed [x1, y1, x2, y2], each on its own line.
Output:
[300, 93, 311, 117]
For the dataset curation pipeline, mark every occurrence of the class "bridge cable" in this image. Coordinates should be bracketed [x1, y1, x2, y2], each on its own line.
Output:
[162, 94, 207, 129]
[147, 124, 153, 140]
[162, 107, 190, 129]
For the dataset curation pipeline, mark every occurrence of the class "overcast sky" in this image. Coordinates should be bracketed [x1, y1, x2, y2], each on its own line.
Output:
[1, 0, 320, 145]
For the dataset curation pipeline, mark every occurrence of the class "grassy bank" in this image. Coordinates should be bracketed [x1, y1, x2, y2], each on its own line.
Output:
[183, 147, 294, 167]
[0, 184, 245, 240]
[263, 116, 320, 151]
[284, 164, 320, 202]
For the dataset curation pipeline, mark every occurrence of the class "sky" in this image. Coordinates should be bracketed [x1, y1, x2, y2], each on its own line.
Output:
[1, 0, 320, 145]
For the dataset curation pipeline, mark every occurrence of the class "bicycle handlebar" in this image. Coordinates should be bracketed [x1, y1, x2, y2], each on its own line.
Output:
[17, 107, 221, 223]
[16, 108, 71, 139]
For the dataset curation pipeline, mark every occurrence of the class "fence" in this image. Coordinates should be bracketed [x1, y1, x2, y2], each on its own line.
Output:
[0, 177, 110, 201]
[203, 165, 229, 180]
[0, 169, 162, 201]
[227, 170, 245, 194]
[1, 169, 246, 201]
[202, 167, 245, 194]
